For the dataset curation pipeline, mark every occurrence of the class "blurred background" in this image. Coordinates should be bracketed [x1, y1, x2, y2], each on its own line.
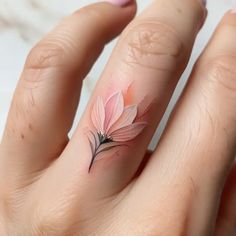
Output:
[0, 0, 235, 147]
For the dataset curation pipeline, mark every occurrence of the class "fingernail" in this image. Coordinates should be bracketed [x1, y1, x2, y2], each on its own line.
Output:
[198, 0, 207, 7]
[231, 6, 236, 14]
[105, 0, 132, 7]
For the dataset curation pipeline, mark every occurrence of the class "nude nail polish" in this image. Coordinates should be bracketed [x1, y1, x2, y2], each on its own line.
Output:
[105, 0, 132, 7]
[231, 7, 236, 14]
[198, 0, 207, 7]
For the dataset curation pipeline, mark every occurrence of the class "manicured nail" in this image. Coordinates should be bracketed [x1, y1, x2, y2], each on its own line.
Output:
[231, 6, 236, 14]
[198, 0, 207, 7]
[105, 0, 132, 7]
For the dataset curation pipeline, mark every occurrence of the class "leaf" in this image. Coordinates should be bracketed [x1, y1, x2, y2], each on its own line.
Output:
[95, 143, 128, 159]
[87, 131, 98, 154]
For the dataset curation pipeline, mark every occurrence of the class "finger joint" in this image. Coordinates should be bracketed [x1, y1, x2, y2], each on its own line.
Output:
[121, 19, 184, 73]
[203, 55, 236, 99]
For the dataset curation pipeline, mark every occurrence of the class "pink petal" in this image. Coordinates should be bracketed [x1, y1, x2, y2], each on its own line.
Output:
[111, 122, 147, 142]
[91, 97, 105, 133]
[108, 105, 137, 135]
[104, 91, 124, 133]
[136, 95, 153, 120]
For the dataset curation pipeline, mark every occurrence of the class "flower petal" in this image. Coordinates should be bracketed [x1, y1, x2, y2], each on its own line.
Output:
[104, 91, 124, 133]
[91, 97, 105, 133]
[136, 95, 153, 120]
[108, 105, 137, 135]
[111, 122, 147, 142]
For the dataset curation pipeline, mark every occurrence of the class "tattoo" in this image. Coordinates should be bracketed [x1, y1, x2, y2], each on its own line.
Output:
[87, 90, 150, 172]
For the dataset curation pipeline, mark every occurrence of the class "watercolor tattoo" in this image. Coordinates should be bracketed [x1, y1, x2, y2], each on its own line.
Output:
[87, 90, 151, 172]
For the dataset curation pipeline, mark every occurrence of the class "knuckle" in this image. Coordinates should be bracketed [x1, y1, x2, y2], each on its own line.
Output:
[22, 41, 71, 90]
[25, 42, 68, 71]
[32, 212, 62, 236]
[137, 212, 188, 236]
[31, 208, 79, 236]
[203, 55, 236, 98]
[122, 19, 184, 72]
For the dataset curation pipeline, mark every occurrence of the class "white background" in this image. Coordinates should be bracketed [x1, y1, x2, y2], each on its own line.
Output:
[0, 0, 235, 147]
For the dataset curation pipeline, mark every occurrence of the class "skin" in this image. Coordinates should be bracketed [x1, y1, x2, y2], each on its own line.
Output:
[0, 0, 236, 235]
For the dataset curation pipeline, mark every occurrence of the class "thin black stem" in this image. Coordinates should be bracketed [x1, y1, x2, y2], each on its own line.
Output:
[88, 143, 129, 173]
[88, 142, 101, 173]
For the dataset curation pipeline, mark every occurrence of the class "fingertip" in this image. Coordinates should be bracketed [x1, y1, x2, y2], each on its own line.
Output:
[72, 1, 137, 43]
[103, 0, 136, 7]
[215, 8, 236, 29]
[100, 0, 137, 18]
[230, 5, 236, 14]
[101, 0, 137, 17]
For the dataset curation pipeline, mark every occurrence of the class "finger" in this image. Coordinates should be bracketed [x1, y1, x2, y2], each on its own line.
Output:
[0, 2, 136, 180]
[134, 150, 153, 178]
[43, 0, 206, 213]
[215, 161, 236, 236]
[135, 10, 236, 236]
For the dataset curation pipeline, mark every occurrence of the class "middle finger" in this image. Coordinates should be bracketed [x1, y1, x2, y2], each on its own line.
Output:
[48, 0, 206, 200]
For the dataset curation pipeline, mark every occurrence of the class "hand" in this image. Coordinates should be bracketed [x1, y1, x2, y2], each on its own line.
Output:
[0, 0, 236, 235]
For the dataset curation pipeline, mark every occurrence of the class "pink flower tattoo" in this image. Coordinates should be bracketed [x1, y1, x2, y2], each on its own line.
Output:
[87, 91, 148, 172]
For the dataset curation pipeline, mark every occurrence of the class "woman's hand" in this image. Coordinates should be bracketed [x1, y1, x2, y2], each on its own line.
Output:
[0, 0, 236, 235]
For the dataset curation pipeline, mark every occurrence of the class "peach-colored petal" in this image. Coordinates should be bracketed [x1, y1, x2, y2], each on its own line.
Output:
[104, 91, 124, 133]
[91, 97, 105, 133]
[124, 82, 134, 106]
[111, 122, 147, 142]
[136, 95, 153, 120]
[108, 105, 137, 135]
